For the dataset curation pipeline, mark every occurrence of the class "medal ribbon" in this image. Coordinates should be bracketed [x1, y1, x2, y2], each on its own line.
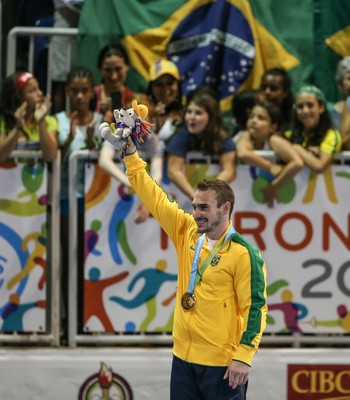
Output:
[186, 225, 235, 295]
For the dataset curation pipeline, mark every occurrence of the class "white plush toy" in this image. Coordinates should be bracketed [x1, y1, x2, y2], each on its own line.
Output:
[99, 99, 153, 157]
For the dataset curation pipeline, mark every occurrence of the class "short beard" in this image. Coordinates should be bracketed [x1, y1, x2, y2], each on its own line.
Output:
[196, 210, 222, 234]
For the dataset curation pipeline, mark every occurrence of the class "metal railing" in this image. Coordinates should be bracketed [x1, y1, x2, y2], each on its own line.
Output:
[0, 150, 61, 346]
[6, 26, 78, 93]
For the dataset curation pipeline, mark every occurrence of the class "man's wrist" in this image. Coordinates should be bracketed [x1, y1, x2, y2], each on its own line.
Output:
[124, 144, 137, 155]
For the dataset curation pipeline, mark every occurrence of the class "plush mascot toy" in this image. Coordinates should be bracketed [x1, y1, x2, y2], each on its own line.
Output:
[99, 100, 153, 158]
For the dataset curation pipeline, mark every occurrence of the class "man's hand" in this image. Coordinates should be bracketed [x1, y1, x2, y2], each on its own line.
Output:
[99, 122, 136, 155]
[223, 360, 250, 389]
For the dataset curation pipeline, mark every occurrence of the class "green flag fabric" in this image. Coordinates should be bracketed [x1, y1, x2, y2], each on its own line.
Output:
[76, 0, 350, 109]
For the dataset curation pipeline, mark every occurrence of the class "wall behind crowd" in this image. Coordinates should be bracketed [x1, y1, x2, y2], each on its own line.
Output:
[76, 0, 350, 111]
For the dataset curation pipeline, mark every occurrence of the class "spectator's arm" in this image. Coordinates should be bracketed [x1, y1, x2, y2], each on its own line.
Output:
[0, 128, 22, 162]
[236, 134, 274, 172]
[269, 135, 304, 189]
[167, 154, 195, 199]
[37, 120, 58, 161]
[292, 144, 333, 173]
[150, 154, 163, 185]
[0, 102, 26, 161]
[35, 96, 58, 161]
[98, 144, 131, 187]
[217, 151, 236, 183]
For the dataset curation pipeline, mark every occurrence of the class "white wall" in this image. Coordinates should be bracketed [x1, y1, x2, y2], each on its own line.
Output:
[0, 348, 349, 399]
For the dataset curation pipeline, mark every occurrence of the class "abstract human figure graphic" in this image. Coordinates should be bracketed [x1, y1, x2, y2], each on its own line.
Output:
[110, 259, 177, 331]
[311, 304, 350, 333]
[84, 267, 129, 331]
[268, 288, 308, 333]
[7, 224, 47, 290]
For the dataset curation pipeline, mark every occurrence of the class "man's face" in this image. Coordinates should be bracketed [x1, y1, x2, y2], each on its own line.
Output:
[192, 189, 227, 238]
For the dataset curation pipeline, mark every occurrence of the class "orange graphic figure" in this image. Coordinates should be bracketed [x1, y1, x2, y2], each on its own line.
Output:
[84, 267, 129, 331]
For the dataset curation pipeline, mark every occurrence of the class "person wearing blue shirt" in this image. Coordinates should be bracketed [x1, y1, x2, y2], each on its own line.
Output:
[166, 89, 236, 199]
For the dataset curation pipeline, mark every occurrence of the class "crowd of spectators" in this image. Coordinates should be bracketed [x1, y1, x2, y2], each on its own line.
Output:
[0, 44, 349, 221]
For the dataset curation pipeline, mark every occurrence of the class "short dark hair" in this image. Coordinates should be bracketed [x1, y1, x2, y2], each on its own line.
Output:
[196, 179, 235, 216]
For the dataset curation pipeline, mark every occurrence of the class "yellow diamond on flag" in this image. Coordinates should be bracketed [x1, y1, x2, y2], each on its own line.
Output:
[325, 26, 350, 57]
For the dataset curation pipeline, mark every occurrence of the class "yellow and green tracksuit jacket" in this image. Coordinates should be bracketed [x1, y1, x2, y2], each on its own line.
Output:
[124, 151, 268, 367]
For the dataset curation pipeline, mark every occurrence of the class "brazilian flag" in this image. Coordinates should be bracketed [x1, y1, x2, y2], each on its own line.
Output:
[76, 0, 350, 109]
[250, 0, 350, 102]
[313, 0, 350, 101]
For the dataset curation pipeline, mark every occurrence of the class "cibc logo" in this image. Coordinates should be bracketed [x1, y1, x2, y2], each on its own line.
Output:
[288, 364, 350, 400]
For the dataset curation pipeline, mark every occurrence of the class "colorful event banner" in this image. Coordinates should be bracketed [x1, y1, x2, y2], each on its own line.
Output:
[77, 0, 350, 107]
[84, 162, 350, 335]
[0, 162, 48, 332]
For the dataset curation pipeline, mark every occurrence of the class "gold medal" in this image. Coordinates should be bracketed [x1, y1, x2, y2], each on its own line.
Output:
[181, 292, 196, 311]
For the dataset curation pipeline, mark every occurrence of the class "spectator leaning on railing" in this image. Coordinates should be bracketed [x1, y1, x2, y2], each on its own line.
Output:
[236, 102, 304, 208]
[284, 85, 342, 173]
[166, 89, 236, 201]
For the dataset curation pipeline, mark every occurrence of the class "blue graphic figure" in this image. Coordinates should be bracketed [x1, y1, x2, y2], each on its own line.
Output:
[0, 223, 30, 331]
[108, 186, 134, 265]
[1, 299, 45, 331]
[110, 259, 177, 331]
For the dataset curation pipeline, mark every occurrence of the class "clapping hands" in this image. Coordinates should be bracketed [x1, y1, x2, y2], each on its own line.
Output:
[34, 95, 52, 122]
